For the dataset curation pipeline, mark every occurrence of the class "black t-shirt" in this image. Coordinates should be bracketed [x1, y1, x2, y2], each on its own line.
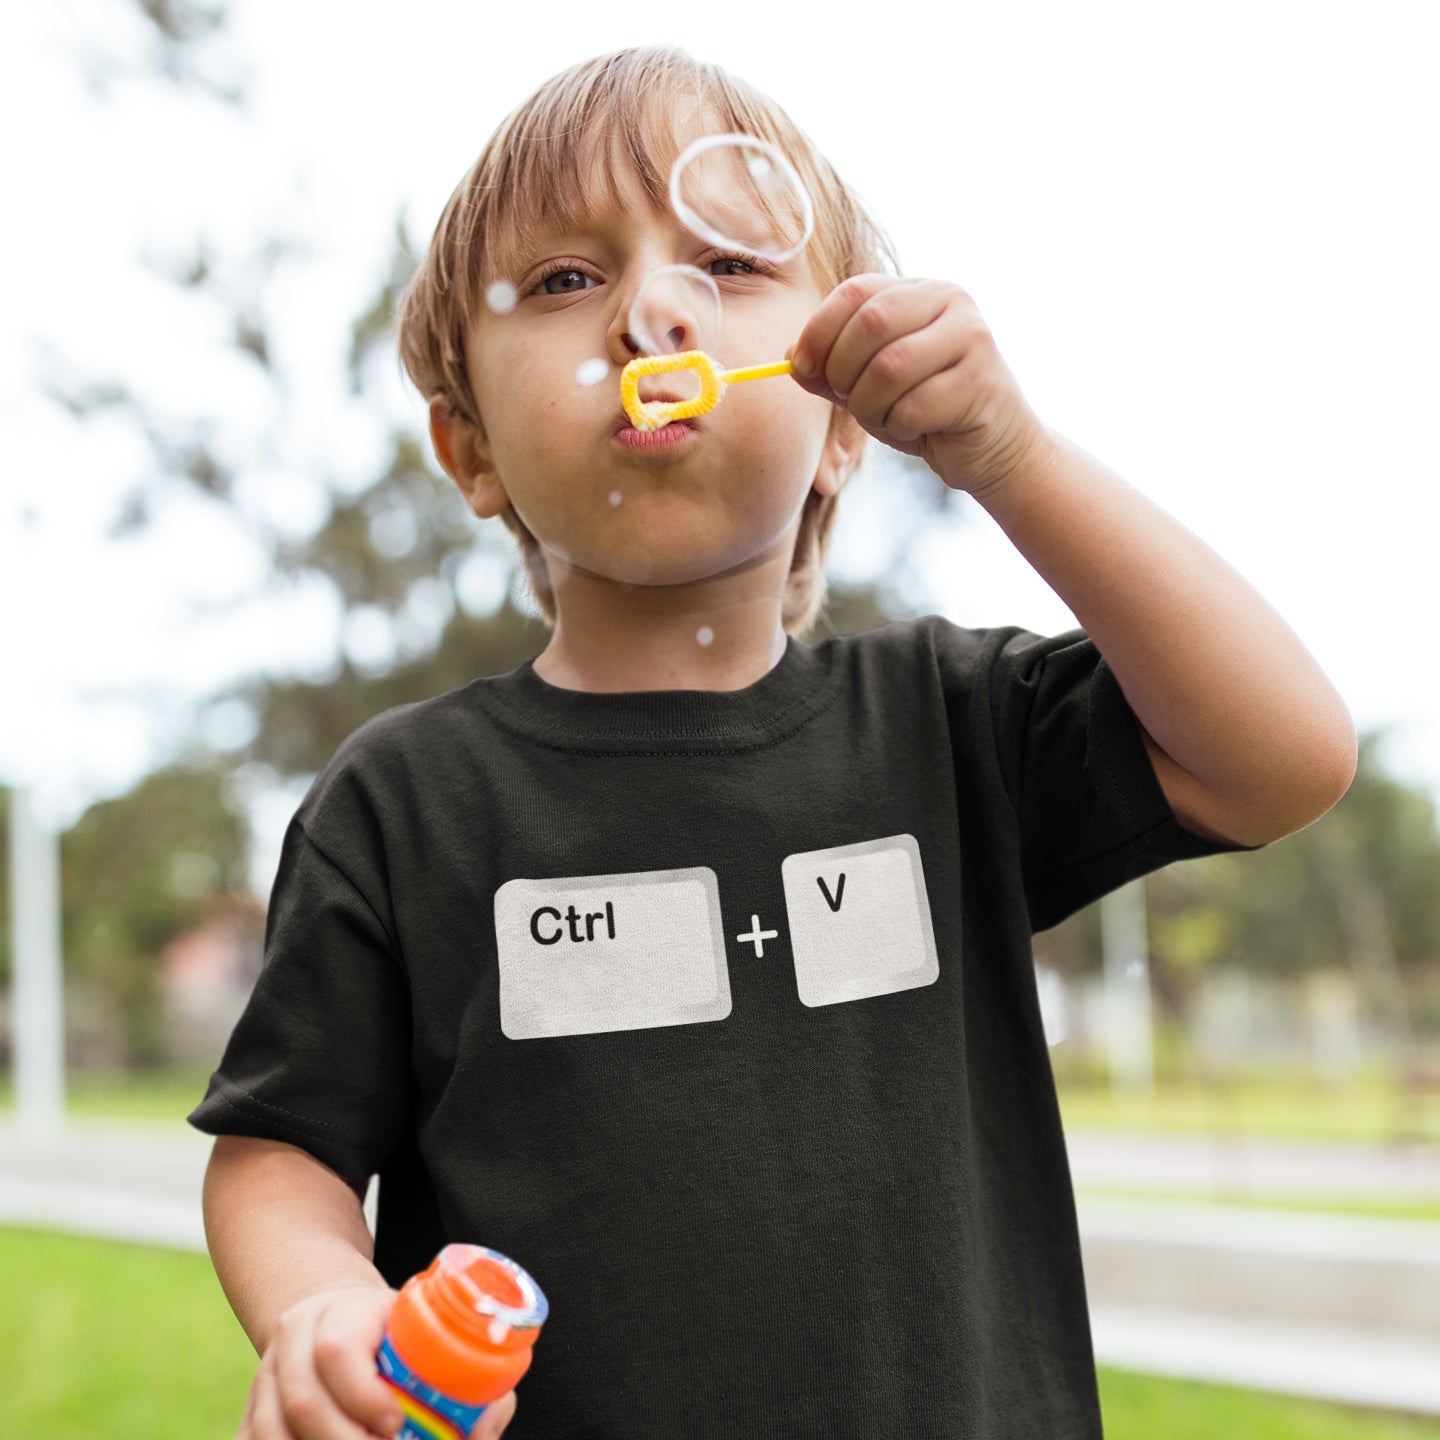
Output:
[191, 617, 1244, 1439]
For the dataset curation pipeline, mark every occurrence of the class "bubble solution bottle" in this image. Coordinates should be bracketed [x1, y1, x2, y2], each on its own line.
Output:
[377, 1244, 549, 1440]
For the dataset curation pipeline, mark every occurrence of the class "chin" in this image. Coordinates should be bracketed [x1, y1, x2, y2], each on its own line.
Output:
[559, 504, 798, 591]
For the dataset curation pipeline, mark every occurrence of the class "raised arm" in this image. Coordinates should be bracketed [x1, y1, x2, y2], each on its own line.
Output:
[791, 275, 1358, 845]
[969, 427, 1356, 845]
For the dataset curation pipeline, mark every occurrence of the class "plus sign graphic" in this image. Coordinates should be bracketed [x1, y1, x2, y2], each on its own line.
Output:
[736, 914, 780, 958]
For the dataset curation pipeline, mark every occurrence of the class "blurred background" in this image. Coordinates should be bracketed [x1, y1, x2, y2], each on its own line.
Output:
[2, 1, 1437, 1436]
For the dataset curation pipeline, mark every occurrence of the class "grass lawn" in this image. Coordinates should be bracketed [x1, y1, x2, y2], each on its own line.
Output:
[1096, 1368, 1440, 1439]
[0, 1065, 216, 1125]
[1054, 1063, 1440, 1146]
[3, 1227, 255, 1438]
[6, 1061, 1438, 1142]
[1074, 1186, 1440, 1225]
[4, 1227, 1439, 1439]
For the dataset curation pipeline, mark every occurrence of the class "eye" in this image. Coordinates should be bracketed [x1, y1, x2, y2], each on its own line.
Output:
[536, 267, 598, 295]
[707, 252, 767, 278]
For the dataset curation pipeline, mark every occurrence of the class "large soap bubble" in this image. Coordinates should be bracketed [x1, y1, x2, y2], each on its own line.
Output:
[627, 264, 722, 359]
[669, 134, 814, 265]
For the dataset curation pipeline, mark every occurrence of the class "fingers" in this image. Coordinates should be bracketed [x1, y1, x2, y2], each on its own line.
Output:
[790, 273, 897, 388]
[822, 280, 957, 405]
[241, 1286, 401, 1440]
[845, 320, 972, 441]
[792, 275, 986, 427]
[791, 273, 1046, 493]
[272, 1301, 379, 1440]
[240, 1354, 288, 1440]
[313, 1289, 404, 1436]
[472, 1390, 517, 1440]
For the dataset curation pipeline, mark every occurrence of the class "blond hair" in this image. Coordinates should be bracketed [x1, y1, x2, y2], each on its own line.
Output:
[397, 46, 897, 636]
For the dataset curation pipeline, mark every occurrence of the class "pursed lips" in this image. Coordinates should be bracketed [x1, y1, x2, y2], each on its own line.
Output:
[613, 394, 701, 434]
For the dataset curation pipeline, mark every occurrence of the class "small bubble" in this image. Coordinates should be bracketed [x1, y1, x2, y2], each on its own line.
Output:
[485, 280, 518, 315]
[608, 490, 623, 506]
[696, 626, 715, 647]
[575, 357, 609, 386]
[1125, 960, 1146, 982]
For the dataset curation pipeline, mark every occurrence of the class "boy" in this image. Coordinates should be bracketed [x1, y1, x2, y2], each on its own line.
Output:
[191, 46, 1356, 1440]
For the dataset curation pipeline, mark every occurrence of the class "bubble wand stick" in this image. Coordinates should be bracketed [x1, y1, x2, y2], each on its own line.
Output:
[620, 351, 794, 431]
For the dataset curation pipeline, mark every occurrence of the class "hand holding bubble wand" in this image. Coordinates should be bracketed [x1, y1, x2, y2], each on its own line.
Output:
[620, 135, 814, 431]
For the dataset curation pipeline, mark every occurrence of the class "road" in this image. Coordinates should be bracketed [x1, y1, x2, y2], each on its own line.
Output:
[3, 1119, 1438, 1417]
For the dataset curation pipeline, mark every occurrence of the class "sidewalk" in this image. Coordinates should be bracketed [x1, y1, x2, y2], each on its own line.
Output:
[1067, 1128, 1440, 1201]
[0, 1117, 210, 1251]
[3, 1119, 1439, 1415]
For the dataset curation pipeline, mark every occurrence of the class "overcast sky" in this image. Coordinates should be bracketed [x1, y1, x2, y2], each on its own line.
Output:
[3, 1, 1437, 855]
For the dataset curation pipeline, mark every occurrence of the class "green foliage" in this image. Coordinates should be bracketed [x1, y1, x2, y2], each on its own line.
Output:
[1039, 735, 1440, 1037]
[276, 433, 479, 612]
[1154, 734, 1439, 979]
[349, 213, 421, 393]
[60, 766, 252, 1066]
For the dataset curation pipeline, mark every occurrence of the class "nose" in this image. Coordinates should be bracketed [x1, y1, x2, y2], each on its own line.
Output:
[607, 265, 646, 366]
[606, 264, 704, 365]
[608, 314, 694, 366]
[608, 316, 695, 366]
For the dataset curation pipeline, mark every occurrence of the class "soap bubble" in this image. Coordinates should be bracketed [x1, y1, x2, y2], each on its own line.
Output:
[575, 357, 609, 386]
[485, 280, 518, 315]
[608, 490, 624, 506]
[669, 134, 814, 265]
[628, 264, 722, 358]
[696, 626, 715, 647]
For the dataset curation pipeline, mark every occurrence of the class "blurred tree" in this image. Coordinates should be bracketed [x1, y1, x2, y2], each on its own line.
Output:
[1040, 734, 1440, 1047]
[0, 786, 10, 988]
[60, 765, 252, 1067]
[1156, 734, 1438, 1025]
[78, 0, 244, 104]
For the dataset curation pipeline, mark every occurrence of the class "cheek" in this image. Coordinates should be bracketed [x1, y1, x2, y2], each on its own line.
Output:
[484, 380, 572, 481]
[750, 385, 835, 468]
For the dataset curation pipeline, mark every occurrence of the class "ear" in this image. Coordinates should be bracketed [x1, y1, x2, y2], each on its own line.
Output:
[811, 407, 867, 499]
[429, 395, 509, 520]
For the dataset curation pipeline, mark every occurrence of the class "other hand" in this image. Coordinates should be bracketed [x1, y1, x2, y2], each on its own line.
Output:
[239, 1283, 402, 1440]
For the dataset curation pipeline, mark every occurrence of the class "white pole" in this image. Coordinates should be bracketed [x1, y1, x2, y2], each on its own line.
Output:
[1099, 877, 1154, 1096]
[9, 786, 66, 1136]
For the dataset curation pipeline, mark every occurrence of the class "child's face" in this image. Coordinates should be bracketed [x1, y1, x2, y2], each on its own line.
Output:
[450, 146, 848, 594]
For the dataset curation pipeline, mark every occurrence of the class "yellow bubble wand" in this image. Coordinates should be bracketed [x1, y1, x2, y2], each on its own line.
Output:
[620, 351, 793, 431]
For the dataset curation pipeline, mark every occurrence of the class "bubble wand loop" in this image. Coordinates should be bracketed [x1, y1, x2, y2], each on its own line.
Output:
[620, 351, 794, 432]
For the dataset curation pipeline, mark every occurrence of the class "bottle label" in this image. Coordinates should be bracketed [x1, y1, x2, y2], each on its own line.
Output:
[378, 1334, 487, 1440]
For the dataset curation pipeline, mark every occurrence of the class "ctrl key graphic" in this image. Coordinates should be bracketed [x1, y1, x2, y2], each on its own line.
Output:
[495, 868, 731, 1039]
[782, 835, 939, 1007]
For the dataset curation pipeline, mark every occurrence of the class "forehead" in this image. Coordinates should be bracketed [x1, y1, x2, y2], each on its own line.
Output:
[484, 92, 713, 278]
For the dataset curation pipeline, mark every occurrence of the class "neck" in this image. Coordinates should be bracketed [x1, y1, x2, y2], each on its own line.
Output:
[533, 556, 794, 695]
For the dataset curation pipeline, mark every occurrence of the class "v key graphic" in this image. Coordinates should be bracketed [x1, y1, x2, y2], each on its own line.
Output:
[816, 872, 847, 913]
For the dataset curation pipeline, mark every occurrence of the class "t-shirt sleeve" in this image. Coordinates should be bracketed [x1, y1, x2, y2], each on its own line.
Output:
[187, 809, 412, 1189]
[949, 620, 1257, 931]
